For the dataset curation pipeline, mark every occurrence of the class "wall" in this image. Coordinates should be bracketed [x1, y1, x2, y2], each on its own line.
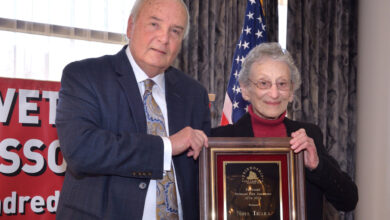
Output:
[356, 0, 390, 219]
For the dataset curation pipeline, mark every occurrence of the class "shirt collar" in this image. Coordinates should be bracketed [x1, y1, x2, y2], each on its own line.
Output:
[125, 45, 165, 92]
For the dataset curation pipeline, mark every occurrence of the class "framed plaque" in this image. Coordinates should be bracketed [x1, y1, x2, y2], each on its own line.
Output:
[199, 137, 306, 220]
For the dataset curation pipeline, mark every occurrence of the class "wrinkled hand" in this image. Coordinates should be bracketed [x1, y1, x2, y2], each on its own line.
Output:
[169, 126, 208, 160]
[290, 128, 319, 170]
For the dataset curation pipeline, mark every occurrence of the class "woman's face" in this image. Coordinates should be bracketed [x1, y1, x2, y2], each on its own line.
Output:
[241, 59, 293, 119]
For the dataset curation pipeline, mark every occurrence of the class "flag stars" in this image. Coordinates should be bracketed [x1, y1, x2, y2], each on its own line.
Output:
[249, 0, 256, 5]
[255, 30, 263, 38]
[232, 85, 241, 94]
[262, 24, 266, 31]
[244, 26, 252, 35]
[234, 71, 239, 78]
[247, 11, 254, 20]
[232, 85, 236, 93]
[237, 40, 242, 49]
[242, 41, 250, 49]
[236, 86, 241, 94]
[240, 56, 245, 63]
[245, 105, 249, 112]
[235, 56, 241, 64]
[233, 101, 239, 109]
[257, 16, 263, 24]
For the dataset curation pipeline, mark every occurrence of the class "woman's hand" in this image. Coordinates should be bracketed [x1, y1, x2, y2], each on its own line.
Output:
[290, 128, 319, 170]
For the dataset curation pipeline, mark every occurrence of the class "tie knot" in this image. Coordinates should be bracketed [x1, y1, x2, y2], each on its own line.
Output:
[144, 79, 155, 92]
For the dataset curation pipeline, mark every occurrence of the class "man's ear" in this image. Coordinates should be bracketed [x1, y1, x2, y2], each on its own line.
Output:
[126, 15, 134, 39]
[240, 83, 250, 102]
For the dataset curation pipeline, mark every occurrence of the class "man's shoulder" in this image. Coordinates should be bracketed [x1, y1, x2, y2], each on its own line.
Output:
[64, 47, 126, 72]
[165, 67, 207, 92]
[166, 67, 197, 82]
[60, 52, 126, 90]
[64, 54, 115, 71]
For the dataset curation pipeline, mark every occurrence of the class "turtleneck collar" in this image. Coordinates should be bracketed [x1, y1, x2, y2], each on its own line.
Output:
[248, 105, 287, 137]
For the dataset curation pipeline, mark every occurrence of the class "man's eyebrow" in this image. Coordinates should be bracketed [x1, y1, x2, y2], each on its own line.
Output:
[149, 16, 185, 31]
[150, 16, 162, 22]
[173, 25, 184, 31]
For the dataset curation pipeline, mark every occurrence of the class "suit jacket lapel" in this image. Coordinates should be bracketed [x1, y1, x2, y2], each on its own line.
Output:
[112, 46, 147, 133]
[165, 67, 185, 135]
[165, 69, 193, 209]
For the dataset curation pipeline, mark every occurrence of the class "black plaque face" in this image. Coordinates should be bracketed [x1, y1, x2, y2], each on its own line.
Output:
[199, 138, 306, 220]
[224, 162, 281, 220]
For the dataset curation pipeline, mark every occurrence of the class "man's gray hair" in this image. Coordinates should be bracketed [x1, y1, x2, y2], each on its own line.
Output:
[238, 42, 301, 92]
[130, 0, 190, 38]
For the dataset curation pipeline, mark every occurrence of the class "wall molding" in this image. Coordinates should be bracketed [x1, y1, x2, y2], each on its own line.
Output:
[0, 17, 127, 45]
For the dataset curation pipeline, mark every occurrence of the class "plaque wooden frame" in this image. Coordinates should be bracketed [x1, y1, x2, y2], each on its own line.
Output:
[199, 137, 306, 220]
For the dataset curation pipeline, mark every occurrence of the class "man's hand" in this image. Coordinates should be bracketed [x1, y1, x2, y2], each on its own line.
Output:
[169, 126, 208, 159]
[290, 128, 319, 170]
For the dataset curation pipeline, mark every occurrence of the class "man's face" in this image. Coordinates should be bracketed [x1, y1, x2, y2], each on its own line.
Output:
[127, 0, 187, 77]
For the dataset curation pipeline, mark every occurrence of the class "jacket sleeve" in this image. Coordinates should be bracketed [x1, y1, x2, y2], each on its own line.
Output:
[305, 125, 358, 211]
[56, 60, 164, 179]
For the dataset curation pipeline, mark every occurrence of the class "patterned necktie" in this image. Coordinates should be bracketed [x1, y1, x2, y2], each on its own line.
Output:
[143, 79, 179, 220]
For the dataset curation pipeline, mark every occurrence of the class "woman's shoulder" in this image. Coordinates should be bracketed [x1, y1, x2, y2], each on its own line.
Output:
[284, 118, 322, 137]
[210, 124, 235, 137]
[211, 113, 252, 137]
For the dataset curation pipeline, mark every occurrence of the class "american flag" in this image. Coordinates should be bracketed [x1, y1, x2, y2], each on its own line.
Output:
[220, 0, 267, 125]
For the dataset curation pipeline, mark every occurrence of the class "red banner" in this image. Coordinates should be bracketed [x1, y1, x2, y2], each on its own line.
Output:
[0, 77, 65, 219]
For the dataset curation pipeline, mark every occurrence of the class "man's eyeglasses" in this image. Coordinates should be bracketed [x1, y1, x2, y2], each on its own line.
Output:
[249, 79, 291, 91]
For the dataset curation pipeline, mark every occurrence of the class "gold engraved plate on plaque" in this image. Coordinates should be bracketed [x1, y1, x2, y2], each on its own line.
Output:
[223, 162, 282, 220]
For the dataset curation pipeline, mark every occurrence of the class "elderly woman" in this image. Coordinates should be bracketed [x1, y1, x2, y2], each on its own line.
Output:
[211, 43, 358, 219]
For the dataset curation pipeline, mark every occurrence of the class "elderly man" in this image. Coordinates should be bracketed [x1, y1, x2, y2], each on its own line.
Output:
[55, 0, 210, 219]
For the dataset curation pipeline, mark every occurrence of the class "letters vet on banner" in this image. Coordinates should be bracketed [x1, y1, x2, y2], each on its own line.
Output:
[0, 77, 65, 219]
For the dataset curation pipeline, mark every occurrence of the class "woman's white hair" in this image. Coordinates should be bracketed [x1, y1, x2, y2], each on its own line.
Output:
[238, 42, 301, 92]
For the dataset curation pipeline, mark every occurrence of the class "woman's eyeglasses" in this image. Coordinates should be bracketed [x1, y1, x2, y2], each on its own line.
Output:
[249, 79, 291, 91]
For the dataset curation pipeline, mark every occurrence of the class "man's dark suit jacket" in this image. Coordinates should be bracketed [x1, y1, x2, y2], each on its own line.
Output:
[211, 113, 358, 219]
[55, 46, 211, 220]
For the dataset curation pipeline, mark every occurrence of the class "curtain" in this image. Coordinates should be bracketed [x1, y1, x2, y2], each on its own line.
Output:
[175, 0, 278, 127]
[286, 0, 358, 219]
[263, 0, 279, 42]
